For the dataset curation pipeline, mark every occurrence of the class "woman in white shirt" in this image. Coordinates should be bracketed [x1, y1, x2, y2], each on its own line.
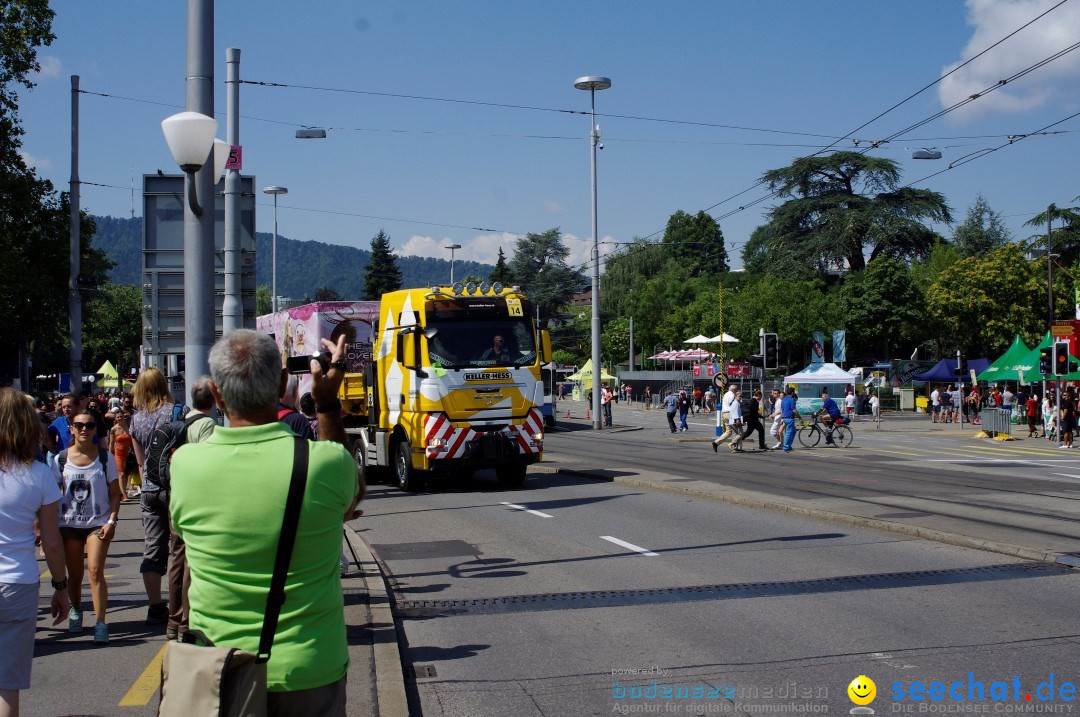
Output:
[52, 409, 121, 644]
[0, 388, 69, 714]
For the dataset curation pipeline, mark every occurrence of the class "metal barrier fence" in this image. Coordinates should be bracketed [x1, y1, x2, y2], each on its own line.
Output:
[980, 407, 1012, 436]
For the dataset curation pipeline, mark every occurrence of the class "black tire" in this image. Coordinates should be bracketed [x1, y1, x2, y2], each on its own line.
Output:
[798, 425, 820, 448]
[834, 425, 853, 447]
[496, 464, 527, 486]
[395, 441, 419, 492]
[353, 439, 386, 484]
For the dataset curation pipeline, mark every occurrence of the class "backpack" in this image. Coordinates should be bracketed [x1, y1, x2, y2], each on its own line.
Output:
[145, 405, 212, 491]
[57, 448, 109, 474]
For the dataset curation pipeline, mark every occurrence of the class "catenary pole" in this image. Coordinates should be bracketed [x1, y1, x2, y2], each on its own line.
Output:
[183, 0, 214, 403]
[69, 75, 83, 391]
[222, 47, 242, 332]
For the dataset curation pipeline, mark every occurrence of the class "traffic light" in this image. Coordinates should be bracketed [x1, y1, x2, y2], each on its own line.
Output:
[1040, 347, 1052, 376]
[763, 333, 778, 370]
[1053, 341, 1070, 376]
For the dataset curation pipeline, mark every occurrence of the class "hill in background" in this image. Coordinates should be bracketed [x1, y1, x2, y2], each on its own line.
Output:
[89, 215, 494, 299]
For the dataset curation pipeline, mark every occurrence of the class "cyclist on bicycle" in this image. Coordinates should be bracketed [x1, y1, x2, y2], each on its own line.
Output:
[815, 390, 845, 444]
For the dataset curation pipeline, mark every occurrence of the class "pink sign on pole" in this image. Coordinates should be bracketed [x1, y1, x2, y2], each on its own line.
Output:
[226, 145, 242, 171]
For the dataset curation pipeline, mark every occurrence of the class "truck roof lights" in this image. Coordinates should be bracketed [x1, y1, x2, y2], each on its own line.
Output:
[465, 281, 478, 295]
[492, 282, 503, 294]
[452, 281, 464, 295]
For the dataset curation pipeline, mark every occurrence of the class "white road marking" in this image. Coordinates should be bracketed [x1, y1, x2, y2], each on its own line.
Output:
[499, 502, 553, 518]
[601, 535, 659, 556]
[869, 651, 918, 670]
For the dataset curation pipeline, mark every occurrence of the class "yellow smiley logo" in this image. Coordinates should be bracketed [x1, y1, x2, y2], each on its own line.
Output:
[848, 675, 876, 706]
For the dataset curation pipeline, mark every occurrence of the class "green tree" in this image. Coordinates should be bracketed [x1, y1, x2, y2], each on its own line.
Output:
[926, 244, 1044, 356]
[838, 258, 924, 359]
[362, 230, 402, 300]
[256, 284, 272, 315]
[508, 228, 584, 322]
[661, 210, 728, 275]
[1023, 200, 1080, 266]
[755, 151, 952, 277]
[600, 316, 631, 367]
[313, 286, 343, 302]
[83, 283, 141, 371]
[489, 246, 513, 285]
[953, 194, 1011, 257]
[725, 276, 841, 366]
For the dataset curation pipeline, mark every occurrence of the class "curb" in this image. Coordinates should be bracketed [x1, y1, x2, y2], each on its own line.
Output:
[344, 524, 410, 717]
[549, 467, 1080, 570]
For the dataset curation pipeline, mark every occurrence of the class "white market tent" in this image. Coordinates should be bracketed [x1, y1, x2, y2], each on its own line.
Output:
[784, 362, 858, 410]
[784, 363, 858, 384]
[707, 333, 740, 343]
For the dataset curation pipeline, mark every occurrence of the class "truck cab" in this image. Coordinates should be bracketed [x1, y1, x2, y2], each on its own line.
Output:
[353, 282, 551, 491]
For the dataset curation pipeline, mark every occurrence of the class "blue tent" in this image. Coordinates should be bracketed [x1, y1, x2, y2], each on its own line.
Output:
[911, 357, 990, 382]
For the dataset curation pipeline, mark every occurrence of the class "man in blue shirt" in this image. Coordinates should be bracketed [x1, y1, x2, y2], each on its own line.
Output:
[816, 390, 843, 444]
[781, 387, 800, 453]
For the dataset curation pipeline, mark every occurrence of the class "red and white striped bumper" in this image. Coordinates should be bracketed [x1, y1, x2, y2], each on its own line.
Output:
[424, 410, 544, 460]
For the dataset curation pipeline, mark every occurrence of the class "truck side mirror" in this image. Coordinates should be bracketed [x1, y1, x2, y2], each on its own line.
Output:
[540, 330, 552, 363]
[397, 328, 425, 375]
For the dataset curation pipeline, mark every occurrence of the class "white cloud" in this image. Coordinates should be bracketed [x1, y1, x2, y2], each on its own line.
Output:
[18, 150, 52, 171]
[938, 0, 1080, 122]
[34, 55, 61, 79]
[394, 230, 615, 273]
[395, 232, 518, 265]
[543, 200, 567, 213]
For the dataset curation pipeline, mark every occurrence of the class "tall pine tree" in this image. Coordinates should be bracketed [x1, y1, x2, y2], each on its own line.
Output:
[489, 246, 512, 285]
[362, 230, 403, 299]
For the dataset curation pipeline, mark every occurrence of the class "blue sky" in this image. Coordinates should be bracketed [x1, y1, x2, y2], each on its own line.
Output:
[16, 1, 1080, 273]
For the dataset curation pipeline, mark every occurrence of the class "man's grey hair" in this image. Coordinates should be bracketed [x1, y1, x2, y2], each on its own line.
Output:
[282, 373, 300, 408]
[190, 375, 216, 411]
[208, 330, 282, 416]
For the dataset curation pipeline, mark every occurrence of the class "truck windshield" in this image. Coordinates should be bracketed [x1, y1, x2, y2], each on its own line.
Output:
[425, 298, 537, 369]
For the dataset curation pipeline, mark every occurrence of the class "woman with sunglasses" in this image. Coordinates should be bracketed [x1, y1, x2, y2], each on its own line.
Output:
[50, 409, 121, 644]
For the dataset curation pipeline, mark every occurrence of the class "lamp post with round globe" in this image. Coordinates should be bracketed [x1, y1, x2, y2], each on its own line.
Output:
[263, 186, 288, 311]
[574, 76, 611, 430]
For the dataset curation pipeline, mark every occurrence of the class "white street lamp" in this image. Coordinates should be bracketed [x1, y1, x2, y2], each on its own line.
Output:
[161, 111, 218, 216]
[263, 186, 288, 312]
[574, 75, 611, 430]
[445, 243, 462, 284]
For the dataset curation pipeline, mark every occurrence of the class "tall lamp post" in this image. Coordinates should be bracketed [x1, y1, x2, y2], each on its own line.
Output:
[574, 75, 611, 431]
[445, 243, 462, 284]
[263, 186, 288, 311]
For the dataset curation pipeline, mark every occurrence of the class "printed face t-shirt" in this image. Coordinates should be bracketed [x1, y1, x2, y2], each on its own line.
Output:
[51, 450, 118, 529]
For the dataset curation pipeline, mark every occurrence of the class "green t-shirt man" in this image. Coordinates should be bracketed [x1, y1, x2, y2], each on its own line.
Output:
[170, 422, 359, 692]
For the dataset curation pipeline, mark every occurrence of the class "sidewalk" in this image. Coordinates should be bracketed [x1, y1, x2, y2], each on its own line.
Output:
[27, 498, 406, 716]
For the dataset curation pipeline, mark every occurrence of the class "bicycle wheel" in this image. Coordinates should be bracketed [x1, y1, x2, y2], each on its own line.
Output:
[833, 425, 853, 447]
[798, 425, 820, 448]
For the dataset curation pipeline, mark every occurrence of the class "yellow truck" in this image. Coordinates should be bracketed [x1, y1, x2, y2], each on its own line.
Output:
[347, 282, 551, 491]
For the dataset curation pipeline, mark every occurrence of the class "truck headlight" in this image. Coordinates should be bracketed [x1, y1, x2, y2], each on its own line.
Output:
[534, 432, 544, 442]
[428, 437, 447, 450]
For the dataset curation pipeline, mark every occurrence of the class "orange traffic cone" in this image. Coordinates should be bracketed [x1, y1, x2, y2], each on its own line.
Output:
[585, 407, 590, 420]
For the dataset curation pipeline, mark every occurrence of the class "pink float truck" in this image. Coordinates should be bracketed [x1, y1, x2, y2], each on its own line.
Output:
[257, 301, 380, 407]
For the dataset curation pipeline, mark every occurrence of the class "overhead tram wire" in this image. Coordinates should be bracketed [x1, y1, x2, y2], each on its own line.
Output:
[625, 0, 1074, 248]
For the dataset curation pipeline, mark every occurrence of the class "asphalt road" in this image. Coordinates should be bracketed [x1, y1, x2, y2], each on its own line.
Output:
[359, 418, 1080, 717]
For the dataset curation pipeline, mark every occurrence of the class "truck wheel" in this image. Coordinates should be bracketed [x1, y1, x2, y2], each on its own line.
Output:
[354, 440, 384, 484]
[496, 464, 527, 487]
[395, 441, 419, 492]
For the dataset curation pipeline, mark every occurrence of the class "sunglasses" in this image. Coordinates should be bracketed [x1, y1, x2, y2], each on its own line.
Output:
[72, 421, 96, 431]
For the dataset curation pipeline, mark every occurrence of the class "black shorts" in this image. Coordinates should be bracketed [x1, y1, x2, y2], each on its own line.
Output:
[60, 526, 103, 542]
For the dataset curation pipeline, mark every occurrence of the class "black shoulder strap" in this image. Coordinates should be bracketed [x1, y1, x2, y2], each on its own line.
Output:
[257, 437, 309, 662]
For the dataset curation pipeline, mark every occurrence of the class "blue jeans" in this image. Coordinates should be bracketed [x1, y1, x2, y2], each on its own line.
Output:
[782, 417, 796, 451]
[679, 412, 688, 430]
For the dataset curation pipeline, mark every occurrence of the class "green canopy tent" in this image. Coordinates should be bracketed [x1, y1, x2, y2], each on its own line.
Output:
[566, 359, 616, 389]
[1011, 332, 1080, 382]
[95, 360, 133, 390]
[976, 335, 1033, 383]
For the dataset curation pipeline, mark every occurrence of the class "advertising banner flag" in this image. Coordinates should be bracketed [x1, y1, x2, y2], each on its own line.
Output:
[811, 331, 825, 364]
[832, 330, 847, 363]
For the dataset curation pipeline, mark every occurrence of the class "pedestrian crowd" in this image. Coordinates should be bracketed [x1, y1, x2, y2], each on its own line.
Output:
[0, 329, 365, 715]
